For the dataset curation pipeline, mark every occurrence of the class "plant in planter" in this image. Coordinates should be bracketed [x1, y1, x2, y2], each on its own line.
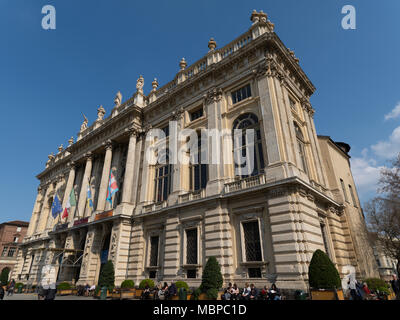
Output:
[308, 249, 342, 300]
[139, 279, 155, 289]
[57, 282, 72, 295]
[200, 256, 223, 300]
[120, 279, 135, 299]
[0, 268, 10, 286]
[364, 278, 391, 297]
[121, 279, 135, 290]
[98, 260, 115, 294]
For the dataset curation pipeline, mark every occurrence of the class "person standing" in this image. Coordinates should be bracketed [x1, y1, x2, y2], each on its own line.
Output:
[390, 275, 400, 300]
[7, 279, 15, 296]
[348, 275, 361, 300]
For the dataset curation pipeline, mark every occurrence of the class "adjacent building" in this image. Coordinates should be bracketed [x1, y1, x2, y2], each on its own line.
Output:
[14, 10, 379, 291]
[0, 220, 29, 281]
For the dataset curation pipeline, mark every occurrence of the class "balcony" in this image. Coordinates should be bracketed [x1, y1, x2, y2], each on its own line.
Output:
[142, 200, 168, 213]
[178, 189, 206, 204]
[224, 173, 273, 194]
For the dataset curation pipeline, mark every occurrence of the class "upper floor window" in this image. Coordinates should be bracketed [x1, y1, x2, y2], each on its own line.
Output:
[189, 133, 208, 191]
[233, 113, 265, 177]
[340, 179, 349, 202]
[294, 122, 308, 174]
[1, 247, 8, 256]
[190, 108, 204, 122]
[320, 220, 331, 259]
[289, 97, 297, 110]
[7, 247, 16, 257]
[154, 149, 172, 203]
[161, 125, 169, 137]
[13, 237, 19, 243]
[231, 84, 251, 104]
[348, 185, 358, 207]
[16, 227, 21, 232]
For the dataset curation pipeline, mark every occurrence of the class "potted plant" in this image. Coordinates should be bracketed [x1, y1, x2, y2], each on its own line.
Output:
[97, 260, 115, 299]
[137, 279, 154, 298]
[57, 282, 73, 295]
[120, 280, 135, 299]
[175, 281, 189, 300]
[308, 249, 343, 300]
[199, 256, 223, 300]
[364, 278, 393, 300]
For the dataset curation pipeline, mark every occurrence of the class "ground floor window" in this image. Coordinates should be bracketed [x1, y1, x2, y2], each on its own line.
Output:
[149, 270, 157, 279]
[187, 269, 196, 278]
[248, 268, 261, 278]
[243, 220, 262, 262]
[150, 236, 159, 267]
[186, 228, 198, 265]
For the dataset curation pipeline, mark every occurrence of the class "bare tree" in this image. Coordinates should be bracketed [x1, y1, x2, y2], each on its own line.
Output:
[365, 154, 400, 275]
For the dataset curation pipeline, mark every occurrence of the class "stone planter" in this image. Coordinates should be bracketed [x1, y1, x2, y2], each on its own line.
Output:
[135, 289, 143, 298]
[58, 289, 73, 296]
[121, 289, 136, 300]
[311, 289, 344, 300]
[111, 291, 121, 300]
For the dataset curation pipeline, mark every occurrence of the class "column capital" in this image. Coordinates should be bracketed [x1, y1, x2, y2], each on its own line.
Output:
[103, 139, 113, 151]
[125, 127, 139, 138]
[203, 87, 223, 105]
[84, 152, 93, 161]
[67, 161, 76, 169]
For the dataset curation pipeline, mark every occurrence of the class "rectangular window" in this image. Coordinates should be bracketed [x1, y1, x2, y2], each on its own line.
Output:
[340, 179, 349, 202]
[320, 222, 331, 259]
[162, 125, 169, 137]
[348, 185, 358, 207]
[154, 164, 172, 202]
[187, 269, 196, 278]
[13, 237, 19, 243]
[243, 221, 262, 261]
[7, 247, 16, 257]
[190, 108, 204, 121]
[1, 246, 8, 256]
[149, 236, 159, 267]
[16, 227, 21, 232]
[248, 268, 261, 278]
[186, 228, 198, 265]
[231, 84, 251, 104]
[149, 271, 157, 279]
[289, 97, 297, 110]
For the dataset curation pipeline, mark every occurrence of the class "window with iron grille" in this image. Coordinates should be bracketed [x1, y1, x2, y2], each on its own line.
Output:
[231, 84, 251, 104]
[243, 221, 262, 261]
[189, 133, 208, 191]
[1, 246, 8, 256]
[190, 108, 204, 122]
[7, 247, 16, 257]
[248, 268, 261, 278]
[149, 271, 157, 279]
[150, 236, 159, 267]
[154, 149, 172, 203]
[187, 269, 196, 278]
[233, 113, 265, 177]
[186, 228, 198, 265]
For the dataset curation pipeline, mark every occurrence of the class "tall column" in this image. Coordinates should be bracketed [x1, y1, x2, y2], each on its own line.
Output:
[36, 182, 54, 233]
[61, 162, 76, 223]
[77, 153, 93, 218]
[26, 186, 44, 237]
[46, 174, 65, 230]
[96, 141, 113, 212]
[121, 129, 137, 203]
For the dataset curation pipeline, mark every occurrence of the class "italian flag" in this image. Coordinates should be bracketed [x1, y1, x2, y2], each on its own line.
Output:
[62, 187, 76, 219]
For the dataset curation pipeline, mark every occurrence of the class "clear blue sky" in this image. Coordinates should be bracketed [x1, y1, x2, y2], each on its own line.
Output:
[1, 0, 399, 222]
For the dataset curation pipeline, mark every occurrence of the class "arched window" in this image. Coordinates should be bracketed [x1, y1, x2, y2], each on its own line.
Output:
[294, 122, 308, 174]
[189, 132, 208, 191]
[232, 113, 265, 177]
[154, 148, 172, 203]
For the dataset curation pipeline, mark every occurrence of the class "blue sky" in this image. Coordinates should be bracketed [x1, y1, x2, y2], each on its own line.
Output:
[1, 0, 399, 222]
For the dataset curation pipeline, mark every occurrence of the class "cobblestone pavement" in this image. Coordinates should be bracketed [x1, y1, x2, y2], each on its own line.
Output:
[2, 293, 95, 300]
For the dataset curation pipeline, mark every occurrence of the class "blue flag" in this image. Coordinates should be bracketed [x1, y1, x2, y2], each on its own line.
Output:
[87, 184, 94, 212]
[51, 194, 63, 218]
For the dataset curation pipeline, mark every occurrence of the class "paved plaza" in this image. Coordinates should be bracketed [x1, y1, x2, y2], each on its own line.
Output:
[2, 293, 94, 300]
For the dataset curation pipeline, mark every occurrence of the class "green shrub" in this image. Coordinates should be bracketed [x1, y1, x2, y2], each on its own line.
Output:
[57, 282, 71, 290]
[206, 288, 219, 300]
[308, 249, 341, 289]
[139, 279, 155, 289]
[192, 287, 202, 300]
[98, 260, 115, 292]
[15, 282, 24, 289]
[175, 281, 189, 291]
[365, 278, 390, 293]
[120, 280, 135, 289]
[0, 268, 10, 286]
[200, 256, 223, 292]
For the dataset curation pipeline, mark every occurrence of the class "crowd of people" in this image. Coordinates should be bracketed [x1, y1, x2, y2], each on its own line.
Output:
[141, 281, 178, 300]
[221, 283, 282, 300]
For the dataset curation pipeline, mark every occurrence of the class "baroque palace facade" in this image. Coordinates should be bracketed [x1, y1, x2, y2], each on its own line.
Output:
[14, 10, 379, 290]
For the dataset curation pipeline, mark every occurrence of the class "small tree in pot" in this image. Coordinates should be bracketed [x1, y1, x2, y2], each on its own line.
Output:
[200, 256, 223, 300]
[98, 260, 115, 294]
[308, 249, 342, 300]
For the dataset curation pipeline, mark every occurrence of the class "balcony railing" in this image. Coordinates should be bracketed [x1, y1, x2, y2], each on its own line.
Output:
[224, 173, 272, 194]
[178, 189, 206, 204]
[143, 200, 168, 213]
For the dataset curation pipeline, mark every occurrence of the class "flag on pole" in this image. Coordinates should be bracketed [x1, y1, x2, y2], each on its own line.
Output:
[106, 171, 119, 206]
[51, 193, 63, 218]
[62, 187, 76, 219]
[87, 184, 94, 212]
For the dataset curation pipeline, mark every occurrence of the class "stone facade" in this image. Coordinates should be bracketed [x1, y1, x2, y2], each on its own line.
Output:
[0, 220, 28, 280]
[15, 10, 379, 291]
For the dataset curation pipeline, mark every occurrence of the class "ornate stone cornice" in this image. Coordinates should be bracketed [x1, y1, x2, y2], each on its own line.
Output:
[103, 139, 113, 151]
[171, 106, 184, 121]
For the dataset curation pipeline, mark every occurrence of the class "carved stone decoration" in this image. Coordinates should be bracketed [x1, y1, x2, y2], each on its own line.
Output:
[109, 232, 117, 262]
[151, 78, 159, 92]
[171, 106, 184, 121]
[204, 87, 223, 105]
[300, 96, 315, 117]
[114, 91, 122, 107]
[179, 58, 187, 71]
[57, 145, 63, 154]
[97, 105, 106, 121]
[208, 38, 217, 51]
[250, 9, 260, 24]
[136, 75, 144, 93]
[80, 114, 88, 132]
[45, 251, 54, 265]
[68, 136, 74, 146]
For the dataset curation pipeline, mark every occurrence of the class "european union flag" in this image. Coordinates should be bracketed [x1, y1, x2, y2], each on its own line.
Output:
[51, 194, 63, 218]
